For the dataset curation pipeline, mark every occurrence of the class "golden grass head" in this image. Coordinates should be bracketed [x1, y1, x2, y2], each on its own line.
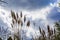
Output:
[27, 20, 30, 27]
[47, 25, 50, 33]
[16, 13, 19, 19]
[24, 15, 26, 22]
[18, 19, 21, 24]
[11, 10, 16, 20]
[39, 27, 41, 33]
[20, 11, 22, 18]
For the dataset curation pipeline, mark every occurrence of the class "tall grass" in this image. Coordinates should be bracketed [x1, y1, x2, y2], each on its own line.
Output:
[0, 10, 59, 40]
[11, 10, 22, 40]
[33, 25, 57, 40]
[10, 10, 59, 40]
[10, 11, 30, 40]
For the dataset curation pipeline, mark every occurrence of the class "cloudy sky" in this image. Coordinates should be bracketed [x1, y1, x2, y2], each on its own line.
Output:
[0, 0, 60, 28]
[0, 0, 60, 39]
[0, 0, 57, 10]
[0, 0, 60, 22]
[0, 0, 60, 27]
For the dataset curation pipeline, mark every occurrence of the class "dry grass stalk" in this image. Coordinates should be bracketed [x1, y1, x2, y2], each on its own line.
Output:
[11, 11, 16, 20]
[42, 30, 45, 36]
[47, 25, 50, 33]
[50, 29, 53, 35]
[33, 25, 57, 40]
[11, 11, 57, 40]
[20, 12, 22, 18]
[12, 19, 15, 24]
[54, 28, 56, 34]
[24, 15, 26, 22]
[47, 25, 51, 40]
[7, 37, 12, 40]
[18, 19, 21, 24]
[16, 13, 19, 18]
[21, 21, 23, 26]
[27, 20, 30, 27]
[39, 27, 41, 33]
[11, 11, 23, 40]
[11, 24, 13, 28]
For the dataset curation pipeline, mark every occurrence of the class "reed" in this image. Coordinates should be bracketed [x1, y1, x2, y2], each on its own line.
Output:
[24, 15, 26, 22]
[11, 11, 23, 40]
[8, 10, 59, 40]
[27, 20, 30, 27]
[20, 12, 22, 18]
[33, 25, 57, 40]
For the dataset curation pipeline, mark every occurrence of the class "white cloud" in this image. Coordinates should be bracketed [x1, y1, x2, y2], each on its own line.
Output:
[22, 6, 52, 21]
[0, 7, 11, 28]
[0, 6, 9, 17]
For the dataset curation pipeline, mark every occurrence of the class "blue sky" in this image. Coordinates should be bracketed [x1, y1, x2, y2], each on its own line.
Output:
[47, 7, 60, 21]
[0, 0, 56, 10]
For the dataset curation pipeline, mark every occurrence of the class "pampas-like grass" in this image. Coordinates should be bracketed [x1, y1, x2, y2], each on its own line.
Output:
[24, 15, 26, 22]
[0, 37, 2, 40]
[27, 20, 30, 27]
[10, 10, 58, 40]
[39, 27, 41, 33]
[54, 28, 56, 34]
[11, 11, 16, 20]
[18, 19, 21, 24]
[11, 11, 23, 40]
[33, 25, 57, 40]
[20, 12, 22, 18]
[7, 37, 12, 40]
